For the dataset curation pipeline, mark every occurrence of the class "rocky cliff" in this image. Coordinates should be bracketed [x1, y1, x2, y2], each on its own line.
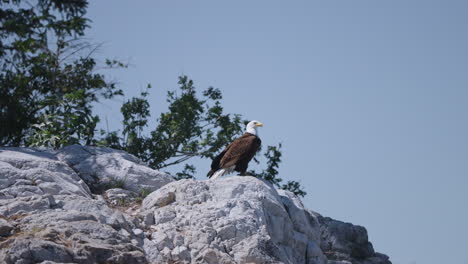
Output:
[0, 145, 391, 264]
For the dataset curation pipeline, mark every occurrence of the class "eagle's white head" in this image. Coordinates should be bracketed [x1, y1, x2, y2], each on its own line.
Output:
[245, 120, 263, 136]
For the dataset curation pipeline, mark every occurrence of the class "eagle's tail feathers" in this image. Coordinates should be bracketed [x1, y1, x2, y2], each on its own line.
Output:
[210, 169, 226, 180]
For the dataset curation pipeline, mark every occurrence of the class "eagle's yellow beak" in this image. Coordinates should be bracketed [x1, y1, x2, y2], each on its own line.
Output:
[256, 122, 263, 127]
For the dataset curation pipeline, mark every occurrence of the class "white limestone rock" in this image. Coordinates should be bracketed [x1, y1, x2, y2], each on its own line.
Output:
[140, 176, 391, 264]
[0, 146, 173, 264]
[0, 148, 92, 199]
[0, 146, 391, 264]
[0, 218, 14, 237]
[140, 176, 325, 264]
[0, 195, 56, 217]
[55, 145, 173, 193]
[104, 188, 139, 206]
[0, 217, 147, 264]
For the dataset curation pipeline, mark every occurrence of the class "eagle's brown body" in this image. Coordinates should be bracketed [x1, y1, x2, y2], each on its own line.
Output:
[207, 132, 261, 177]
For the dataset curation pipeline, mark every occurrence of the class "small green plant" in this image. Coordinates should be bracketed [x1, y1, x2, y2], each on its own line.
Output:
[135, 188, 152, 203]
[105, 177, 126, 190]
[116, 197, 128, 207]
[139, 188, 152, 199]
[29, 226, 44, 235]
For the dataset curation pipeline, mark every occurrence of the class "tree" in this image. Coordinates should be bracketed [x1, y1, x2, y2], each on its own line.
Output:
[0, 0, 122, 147]
[99, 76, 245, 175]
[1, 1, 307, 197]
[249, 144, 307, 197]
[103, 76, 307, 197]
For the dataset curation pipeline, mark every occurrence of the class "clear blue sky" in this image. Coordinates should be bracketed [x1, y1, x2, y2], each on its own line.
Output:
[87, 1, 468, 264]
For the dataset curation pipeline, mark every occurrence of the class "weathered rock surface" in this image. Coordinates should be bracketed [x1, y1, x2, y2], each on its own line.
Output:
[140, 177, 390, 264]
[0, 145, 391, 264]
[0, 148, 91, 199]
[55, 145, 173, 193]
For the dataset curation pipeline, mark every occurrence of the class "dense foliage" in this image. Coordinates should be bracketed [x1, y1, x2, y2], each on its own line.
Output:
[0, 0, 306, 197]
[106, 76, 244, 169]
[97, 76, 306, 196]
[0, 0, 122, 147]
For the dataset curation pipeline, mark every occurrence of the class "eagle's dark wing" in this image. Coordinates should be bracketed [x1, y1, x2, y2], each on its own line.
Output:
[220, 133, 260, 169]
[207, 143, 232, 177]
[233, 136, 261, 174]
[207, 133, 261, 178]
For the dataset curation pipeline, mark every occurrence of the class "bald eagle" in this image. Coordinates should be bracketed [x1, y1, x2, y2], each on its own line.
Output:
[207, 120, 263, 179]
